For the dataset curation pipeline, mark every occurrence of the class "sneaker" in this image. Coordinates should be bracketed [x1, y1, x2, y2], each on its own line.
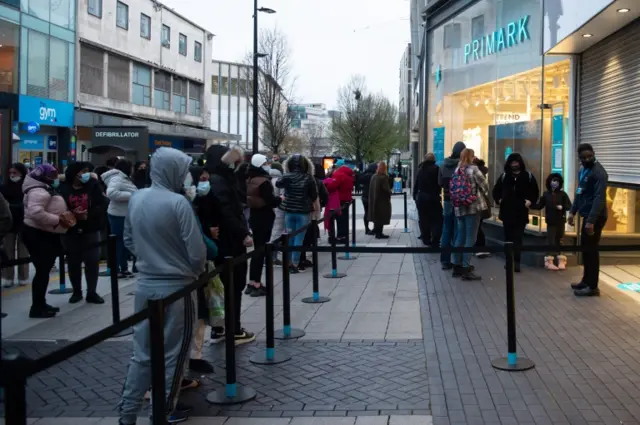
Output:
[18, 280, 29, 286]
[574, 287, 600, 297]
[274, 259, 283, 267]
[69, 292, 83, 304]
[441, 262, 454, 270]
[289, 265, 300, 274]
[300, 259, 313, 268]
[375, 234, 390, 239]
[86, 292, 105, 304]
[250, 285, 267, 297]
[244, 285, 255, 295]
[452, 265, 464, 278]
[475, 252, 491, 258]
[210, 328, 225, 344]
[297, 264, 307, 273]
[45, 303, 61, 313]
[29, 307, 56, 318]
[167, 410, 189, 424]
[235, 329, 256, 346]
[462, 268, 482, 281]
[571, 281, 586, 290]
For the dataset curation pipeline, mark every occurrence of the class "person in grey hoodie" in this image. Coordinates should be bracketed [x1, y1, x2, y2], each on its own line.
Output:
[438, 141, 466, 269]
[118, 147, 206, 425]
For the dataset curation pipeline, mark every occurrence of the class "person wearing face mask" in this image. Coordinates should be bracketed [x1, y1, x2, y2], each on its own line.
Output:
[569, 143, 608, 297]
[132, 160, 150, 189]
[0, 163, 29, 288]
[492, 152, 539, 272]
[58, 162, 108, 304]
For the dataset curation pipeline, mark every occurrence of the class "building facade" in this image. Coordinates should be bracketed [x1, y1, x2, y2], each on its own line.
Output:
[75, 0, 236, 163]
[289, 102, 333, 157]
[399, 43, 413, 139]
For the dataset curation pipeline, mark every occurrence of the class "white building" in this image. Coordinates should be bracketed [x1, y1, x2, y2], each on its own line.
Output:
[399, 43, 413, 138]
[75, 0, 238, 161]
[289, 103, 334, 157]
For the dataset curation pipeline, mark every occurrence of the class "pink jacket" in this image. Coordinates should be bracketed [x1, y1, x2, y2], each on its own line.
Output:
[23, 175, 69, 234]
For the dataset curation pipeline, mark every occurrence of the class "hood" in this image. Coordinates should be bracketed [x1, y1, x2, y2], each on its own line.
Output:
[421, 159, 437, 169]
[504, 152, 526, 173]
[365, 163, 378, 174]
[149, 147, 193, 192]
[269, 167, 282, 178]
[314, 163, 326, 180]
[22, 174, 49, 193]
[205, 145, 243, 174]
[442, 156, 459, 170]
[451, 141, 466, 159]
[284, 154, 315, 176]
[335, 165, 354, 178]
[101, 168, 127, 186]
[247, 164, 269, 179]
[545, 172, 564, 191]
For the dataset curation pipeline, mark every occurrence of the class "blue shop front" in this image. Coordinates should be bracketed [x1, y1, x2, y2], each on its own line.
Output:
[14, 95, 75, 169]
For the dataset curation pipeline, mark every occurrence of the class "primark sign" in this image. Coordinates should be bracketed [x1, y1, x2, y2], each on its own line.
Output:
[464, 15, 531, 64]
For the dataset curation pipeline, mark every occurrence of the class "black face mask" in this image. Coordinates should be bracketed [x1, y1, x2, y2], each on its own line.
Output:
[511, 166, 521, 173]
[581, 158, 595, 168]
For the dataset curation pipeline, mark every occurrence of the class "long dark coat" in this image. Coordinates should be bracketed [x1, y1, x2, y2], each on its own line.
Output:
[368, 174, 392, 225]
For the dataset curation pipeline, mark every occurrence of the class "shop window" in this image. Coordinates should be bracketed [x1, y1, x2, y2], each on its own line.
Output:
[154, 71, 170, 110]
[211, 74, 219, 94]
[161, 24, 170, 48]
[179, 33, 187, 56]
[172, 78, 187, 114]
[0, 19, 19, 94]
[601, 186, 640, 234]
[194, 41, 202, 62]
[443, 23, 461, 49]
[471, 15, 484, 41]
[132, 62, 151, 106]
[48, 37, 69, 101]
[26, 29, 48, 98]
[140, 13, 151, 39]
[80, 44, 104, 96]
[188, 81, 202, 116]
[116, 2, 128, 30]
[107, 53, 129, 102]
[88, 0, 101, 18]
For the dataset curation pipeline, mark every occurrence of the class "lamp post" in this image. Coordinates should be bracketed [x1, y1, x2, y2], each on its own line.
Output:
[253, 2, 276, 154]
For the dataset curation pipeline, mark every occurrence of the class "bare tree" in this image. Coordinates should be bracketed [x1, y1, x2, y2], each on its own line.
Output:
[281, 134, 305, 155]
[244, 28, 295, 154]
[306, 122, 326, 157]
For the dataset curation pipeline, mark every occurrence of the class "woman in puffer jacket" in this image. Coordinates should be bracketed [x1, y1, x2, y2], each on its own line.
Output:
[22, 164, 76, 318]
[101, 159, 137, 278]
[269, 162, 285, 265]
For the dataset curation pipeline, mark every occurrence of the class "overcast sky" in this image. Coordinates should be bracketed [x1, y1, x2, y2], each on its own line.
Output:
[160, 0, 410, 110]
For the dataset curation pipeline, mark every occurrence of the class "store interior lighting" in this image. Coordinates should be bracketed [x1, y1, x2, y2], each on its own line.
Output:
[583, 33, 593, 38]
[617, 8, 630, 13]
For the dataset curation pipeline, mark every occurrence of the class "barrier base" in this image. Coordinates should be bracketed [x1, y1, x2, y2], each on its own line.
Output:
[491, 357, 535, 372]
[249, 350, 292, 365]
[402, 228, 411, 233]
[127, 291, 135, 296]
[301, 295, 331, 304]
[48, 287, 73, 295]
[1, 312, 6, 318]
[338, 255, 358, 261]
[206, 385, 257, 405]
[322, 272, 347, 279]
[274, 328, 306, 340]
[110, 327, 134, 338]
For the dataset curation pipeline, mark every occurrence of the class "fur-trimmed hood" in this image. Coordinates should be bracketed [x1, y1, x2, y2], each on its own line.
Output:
[283, 154, 314, 176]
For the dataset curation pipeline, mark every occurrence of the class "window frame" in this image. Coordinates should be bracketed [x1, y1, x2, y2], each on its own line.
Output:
[194, 41, 202, 62]
[116, 1, 129, 30]
[88, 0, 102, 18]
[132, 63, 151, 107]
[161, 24, 170, 48]
[140, 13, 151, 40]
[178, 33, 187, 56]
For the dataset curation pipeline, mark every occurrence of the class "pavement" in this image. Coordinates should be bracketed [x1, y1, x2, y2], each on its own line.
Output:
[1, 417, 433, 424]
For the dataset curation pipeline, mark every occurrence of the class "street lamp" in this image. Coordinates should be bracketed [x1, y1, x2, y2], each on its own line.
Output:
[253, 2, 276, 154]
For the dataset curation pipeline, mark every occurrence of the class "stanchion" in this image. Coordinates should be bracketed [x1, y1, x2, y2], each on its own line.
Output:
[351, 199, 357, 247]
[402, 192, 410, 233]
[491, 242, 535, 372]
[48, 255, 73, 294]
[323, 212, 347, 279]
[339, 201, 358, 261]
[275, 233, 306, 339]
[107, 235, 132, 338]
[148, 298, 167, 423]
[2, 353, 29, 425]
[251, 243, 292, 364]
[208, 257, 257, 404]
[303, 221, 330, 304]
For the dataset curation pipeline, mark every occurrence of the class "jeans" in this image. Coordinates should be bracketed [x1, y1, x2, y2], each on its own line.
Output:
[285, 212, 310, 266]
[440, 201, 456, 264]
[108, 214, 129, 273]
[503, 223, 526, 265]
[452, 213, 480, 268]
[581, 216, 606, 289]
[62, 231, 101, 296]
[21, 226, 61, 309]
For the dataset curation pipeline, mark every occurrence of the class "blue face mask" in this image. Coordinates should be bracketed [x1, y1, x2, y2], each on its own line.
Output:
[51, 179, 59, 189]
[197, 181, 211, 196]
[80, 173, 91, 184]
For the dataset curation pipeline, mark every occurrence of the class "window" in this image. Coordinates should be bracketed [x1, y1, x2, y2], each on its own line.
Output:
[189, 82, 202, 116]
[194, 41, 202, 62]
[140, 13, 151, 39]
[107, 53, 129, 102]
[173, 78, 187, 113]
[211, 75, 219, 94]
[0, 19, 19, 94]
[178, 33, 187, 56]
[88, 0, 102, 17]
[471, 15, 484, 41]
[116, 2, 128, 30]
[443, 23, 461, 49]
[161, 25, 170, 48]
[220, 76, 228, 95]
[49, 37, 69, 101]
[230, 78, 238, 96]
[154, 71, 170, 110]
[80, 44, 104, 96]
[50, 0, 74, 29]
[238, 78, 247, 96]
[26, 30, 48, 98]
[24, 0, 50, 21]
[132, 63, 151, 106]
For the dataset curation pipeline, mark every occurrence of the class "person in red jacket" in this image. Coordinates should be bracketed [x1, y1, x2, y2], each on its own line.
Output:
[330, 160, 355, 241]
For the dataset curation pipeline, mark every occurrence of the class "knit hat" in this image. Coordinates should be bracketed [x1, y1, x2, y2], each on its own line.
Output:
[251, 154, 268, 168]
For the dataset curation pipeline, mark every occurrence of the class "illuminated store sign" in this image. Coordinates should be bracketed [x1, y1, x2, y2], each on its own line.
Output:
[464, 15, 531, 64]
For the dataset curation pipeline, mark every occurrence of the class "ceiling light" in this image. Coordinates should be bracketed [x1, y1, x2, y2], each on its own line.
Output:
[617, 8, 631, 13]
[582, 33, 593, 38]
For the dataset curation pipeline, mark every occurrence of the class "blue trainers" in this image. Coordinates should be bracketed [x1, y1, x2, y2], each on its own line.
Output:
[167, 410, 189, 424]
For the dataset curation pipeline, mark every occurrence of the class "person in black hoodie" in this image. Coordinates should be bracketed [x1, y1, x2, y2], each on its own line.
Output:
[438, 141, 465, 269]
[202, 145, 255, 345]
[414, 153, 442, 246]
[59, 161, 108, 304]
[492, 152, 540, 272]
[245, 154, 280, 296]
[0, 163, 28, 287]
[132, 160, 150, 189]
[359, 163, 377, 235]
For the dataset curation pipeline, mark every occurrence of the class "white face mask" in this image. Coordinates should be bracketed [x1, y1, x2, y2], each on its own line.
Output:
[183, 173, 193, 189]
[262, 165, 271, 173]
[197, 181, 211, 196]
[10, 176, 21, 183]
[184, 185, 196, 202]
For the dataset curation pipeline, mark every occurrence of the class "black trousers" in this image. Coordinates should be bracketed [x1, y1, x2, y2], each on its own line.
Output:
[503, 223, 526, 264]
[417, 197, 443, 246]
[337, 201, 349, 239]
[62, 231, 101, 295]
[581, 216, 606, 289]
[362, 199, 370, 231]
[476, 218, 486, 247]
[374, 223, 385, 236]
[22, 226, 61, 309]
[248, 212, 274, 283]
[216, 251, 247, 334]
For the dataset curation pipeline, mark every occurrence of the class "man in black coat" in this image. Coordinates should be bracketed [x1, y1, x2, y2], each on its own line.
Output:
[414, 153, 442, 246]
[359, 163, 377, 235]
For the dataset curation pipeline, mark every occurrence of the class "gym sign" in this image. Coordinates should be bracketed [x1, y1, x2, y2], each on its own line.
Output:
[464, 15, 531, 64]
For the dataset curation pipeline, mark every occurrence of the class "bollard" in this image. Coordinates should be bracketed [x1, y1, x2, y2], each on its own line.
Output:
[339, 202, 357, 261]
[2, 353, 29, 425]
[48, 255, 73, 294]
[491, 242, 535, 372]
[148, 298, 167, 423]
[208, 257, 257, 404]
[275, 233, 306, 340]
[302, 221, 330, 304]
[351, 199, 357, 247]
[251, 243, 292, 364]
[323, 212, 347, 279]
[108, 235, 132, 338]
[402, 192, 410, 233]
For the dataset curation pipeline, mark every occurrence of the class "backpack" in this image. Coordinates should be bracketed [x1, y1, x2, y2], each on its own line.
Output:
[449, 167, 477, 207]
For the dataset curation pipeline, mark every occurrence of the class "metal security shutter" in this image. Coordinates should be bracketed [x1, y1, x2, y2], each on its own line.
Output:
[579, 18, 640, 185]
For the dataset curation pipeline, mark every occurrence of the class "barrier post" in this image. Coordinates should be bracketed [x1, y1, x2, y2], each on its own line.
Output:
[303, 221, 330, 304]
[148, 298, 167, 423]
[48, 254, 73, 294]
[339, 201, 357, 261]
[323, 211, 347, 279]
[402, 191, 410, 233]
[275, 233, 306, 339]
[208, 257, 257, 404]
[251, 243, 291, 364]
[108, 234, 132, 338]
[491, 242, 535, 372]
[351, 199, 357, 247]
[2, 353, 29, 425]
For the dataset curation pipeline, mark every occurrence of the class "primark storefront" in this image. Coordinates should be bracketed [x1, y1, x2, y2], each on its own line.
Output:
[422, 0, 640, 265]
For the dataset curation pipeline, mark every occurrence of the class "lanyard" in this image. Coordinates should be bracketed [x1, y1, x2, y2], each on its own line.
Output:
[579, 167, 591, 184]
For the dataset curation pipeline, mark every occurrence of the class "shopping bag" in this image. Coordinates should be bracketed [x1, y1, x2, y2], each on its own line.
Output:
[204, 262, 225, 327]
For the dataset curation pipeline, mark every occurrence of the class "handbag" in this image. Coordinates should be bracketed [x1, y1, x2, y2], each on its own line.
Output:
[203, 261, 225, 327]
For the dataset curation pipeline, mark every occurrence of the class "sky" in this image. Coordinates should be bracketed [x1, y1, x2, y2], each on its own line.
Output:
[160, 0, 411, 111]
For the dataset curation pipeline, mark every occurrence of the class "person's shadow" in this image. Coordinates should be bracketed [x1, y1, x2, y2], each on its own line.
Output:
[545, 0, 563, 47]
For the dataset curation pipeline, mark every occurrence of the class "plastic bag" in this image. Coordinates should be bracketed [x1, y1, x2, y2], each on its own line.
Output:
[204, 261, 224, 327]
